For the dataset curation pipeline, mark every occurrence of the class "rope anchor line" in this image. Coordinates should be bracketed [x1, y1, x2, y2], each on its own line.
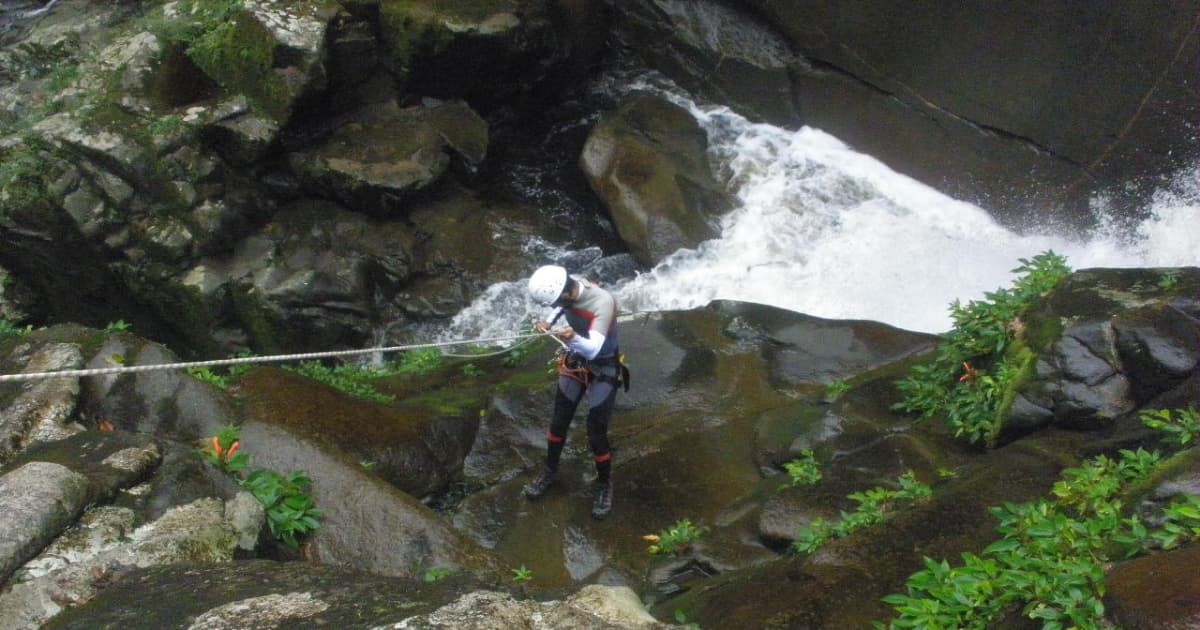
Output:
[0, 332, 552, 383]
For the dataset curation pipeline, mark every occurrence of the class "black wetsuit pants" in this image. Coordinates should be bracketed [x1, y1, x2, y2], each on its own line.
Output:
[544, 363, 618, 482]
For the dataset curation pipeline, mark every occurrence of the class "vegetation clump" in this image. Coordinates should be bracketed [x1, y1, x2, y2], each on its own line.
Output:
[893, 251, 1071, 445]
[200, 424, 322, 549]
[791, 471, 932, 554]
[281, 348, 444, 403]
[879, 411, 1200, 629]
[0, 318, 34, 337]
[645, 518, 706, 555]
[781, 449, 821, 488]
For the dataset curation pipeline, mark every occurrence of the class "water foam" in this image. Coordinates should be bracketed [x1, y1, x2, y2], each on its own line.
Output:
[614, 101, 1199, 333]
[443, 91, 1198, 340]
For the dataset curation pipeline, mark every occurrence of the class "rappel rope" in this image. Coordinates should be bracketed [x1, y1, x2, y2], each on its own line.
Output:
[0, 330, 568, 383]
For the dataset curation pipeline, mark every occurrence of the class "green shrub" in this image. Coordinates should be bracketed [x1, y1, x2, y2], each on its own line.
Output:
[782, 449, 822, 487]
[879, 447, 1200, 630]
[511, 565, 533, 582]
[0, 319, 34, 337]
[393, 347, 443, 375]
[791, 471, 931, 554]
[1140, 406, 1200, 446]
[199, 424, 249, 473]
[893, 252, 1071, 445]
[285, 360, 396, 403]
[104, 319, 132, 332]
[645, 518, 706, 555]
[197, 425, 322, 549]
[826, 379, 851, 401]
[241, 469, 322, 549]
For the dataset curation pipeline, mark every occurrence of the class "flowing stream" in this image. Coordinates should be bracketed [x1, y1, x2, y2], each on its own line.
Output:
[443, 79, 1200, 341]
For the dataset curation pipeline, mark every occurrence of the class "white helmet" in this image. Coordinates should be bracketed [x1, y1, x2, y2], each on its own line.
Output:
[528, 265, 569, 306]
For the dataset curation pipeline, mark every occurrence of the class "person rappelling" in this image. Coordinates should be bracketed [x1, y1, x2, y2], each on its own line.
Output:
[522, 265, 628, 520]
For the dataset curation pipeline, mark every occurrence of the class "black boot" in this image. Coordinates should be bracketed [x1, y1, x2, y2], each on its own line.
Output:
[591, 479, 613, 520]
[523, 467, 556, 500]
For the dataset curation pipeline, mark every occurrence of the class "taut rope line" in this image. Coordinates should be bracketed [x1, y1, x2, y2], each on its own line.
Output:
[0, 332, 553, 383]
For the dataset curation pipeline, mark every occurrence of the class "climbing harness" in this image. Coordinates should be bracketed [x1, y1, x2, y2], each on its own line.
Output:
[553, 347, 630, 392]
[556, 350, 592, 386]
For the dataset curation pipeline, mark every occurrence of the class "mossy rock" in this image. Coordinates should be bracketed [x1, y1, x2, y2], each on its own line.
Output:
[237, 367, 483, 498]
[580, 93, 733, 265]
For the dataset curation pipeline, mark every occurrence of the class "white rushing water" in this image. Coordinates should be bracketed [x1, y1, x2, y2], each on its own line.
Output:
[443, 88, 1199, 341]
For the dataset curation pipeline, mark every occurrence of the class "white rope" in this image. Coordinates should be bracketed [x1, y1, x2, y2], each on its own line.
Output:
[0, 332, 553, 383]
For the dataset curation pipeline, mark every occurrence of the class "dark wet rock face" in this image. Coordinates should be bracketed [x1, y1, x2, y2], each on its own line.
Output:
[1106, 545, 1200, 630]
[238, 367, 483, 499]
[609, 0, 1200, 224]
[181, 200, 418, 353]
[40, 560, 489, 630]
[1007, 268, 1200, 439]
[287, 100, 488, 217]
[234, 419, 500, 579]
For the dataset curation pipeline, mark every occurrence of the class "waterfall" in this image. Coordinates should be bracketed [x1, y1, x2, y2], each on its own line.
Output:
[442, 82, 1199, 341]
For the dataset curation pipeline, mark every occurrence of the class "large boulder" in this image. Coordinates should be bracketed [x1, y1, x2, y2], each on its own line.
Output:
[235, 419, 501, 578]
[581, 93, 734, 265]
[39, 562, 665, 630]
[0, 494, 262, 630]
[287, 100, 488, 217]
[0, 338, 85, 464]
[180, 200, 417, 353]
[0, 430, 163, 585]
[1006, 268, 1200, 439]
[377, 0, 599, 111]
[238, 366, 483, 499]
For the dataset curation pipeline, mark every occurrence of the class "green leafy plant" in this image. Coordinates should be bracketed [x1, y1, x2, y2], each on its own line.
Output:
[461, 363, 484, 377]
[826, 379, 851, 400]
[878, 448, 1200, 630]
[0, 319, 34, 336]
[197, 425, 322, 549]
[893, 252, 1071, 445]
[285, 360, 396, 403]
[103, 319, 131, 332]
[187, 353, 256, 390]
[394, 348, 443, 375]
[1150, 494, 1200, 550]
[199, 424, 249, 473]
[423, 566, 452, 583]
[791, 471, 931, 554]
[673, 609, 701, 628]
[645, 518, 706, 555]
[502, 322, 539, 367]
[782, 449, 822, 487]
[187, 366, 229, 389]
[1156, 271, 1179, 291]
[511, 565, 533, 582]
[1140, 406, 1200, 446]
[241, 469, 322, 549]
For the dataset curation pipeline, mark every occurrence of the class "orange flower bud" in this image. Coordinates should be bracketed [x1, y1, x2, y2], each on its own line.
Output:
[211, 435, 223, 455]
[225, 441, 240, 459]
[959, 362, 976, 382]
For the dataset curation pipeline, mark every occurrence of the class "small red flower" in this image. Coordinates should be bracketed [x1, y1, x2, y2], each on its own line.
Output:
[959, 362, 979, 382]
[224, 441, 240, 459]
[211, 435, 223, 455]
